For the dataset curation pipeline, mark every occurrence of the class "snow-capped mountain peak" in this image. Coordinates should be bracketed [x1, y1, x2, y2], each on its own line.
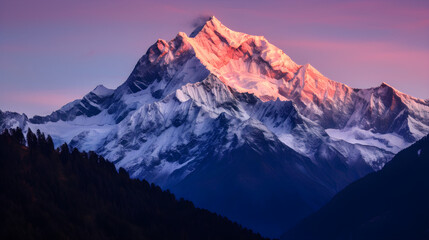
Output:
[23, 15, 429, 166]
[183, 17, 301, 102]
[2, 15, 428, 237]
[190, 16, 250, 48]
[91, 84, 114, 97]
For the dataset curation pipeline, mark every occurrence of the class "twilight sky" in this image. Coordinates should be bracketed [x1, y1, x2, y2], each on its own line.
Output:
[1, 0, 428, 117]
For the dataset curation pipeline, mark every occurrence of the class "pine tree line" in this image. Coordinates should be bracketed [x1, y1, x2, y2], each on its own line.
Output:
[0, 128, 269, 240]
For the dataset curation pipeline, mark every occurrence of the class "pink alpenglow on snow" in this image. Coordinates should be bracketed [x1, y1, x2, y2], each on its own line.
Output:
[0, 0, 428, 117]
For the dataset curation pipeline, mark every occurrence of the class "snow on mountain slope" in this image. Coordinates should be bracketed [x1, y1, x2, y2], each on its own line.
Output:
[30, 112, 116, 150]
[239, 96, 392, 170]
[99, 74, 251, 186]
[326, 127, 408, 154]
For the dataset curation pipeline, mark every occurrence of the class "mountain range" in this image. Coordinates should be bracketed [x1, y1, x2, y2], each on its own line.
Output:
[1, 16, 428, 237]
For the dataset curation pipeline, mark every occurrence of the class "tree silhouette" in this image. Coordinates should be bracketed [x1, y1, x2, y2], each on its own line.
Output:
[0, 128, 268, 240]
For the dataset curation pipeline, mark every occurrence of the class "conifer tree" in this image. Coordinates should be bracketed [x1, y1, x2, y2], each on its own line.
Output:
[26, 128, 37, 148]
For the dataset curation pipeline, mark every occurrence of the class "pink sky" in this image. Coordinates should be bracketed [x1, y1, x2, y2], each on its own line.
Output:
[1, 0, 428, 116]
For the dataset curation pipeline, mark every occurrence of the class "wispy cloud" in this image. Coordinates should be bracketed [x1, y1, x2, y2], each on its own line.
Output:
[190, 15, 213, 28]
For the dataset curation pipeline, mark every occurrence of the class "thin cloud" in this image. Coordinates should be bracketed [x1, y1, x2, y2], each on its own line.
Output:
[190, 15, 213, 28]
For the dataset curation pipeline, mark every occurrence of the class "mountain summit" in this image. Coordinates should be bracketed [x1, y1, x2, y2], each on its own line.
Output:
[188, 16, 301, 101]
[1, 16, 428, 237]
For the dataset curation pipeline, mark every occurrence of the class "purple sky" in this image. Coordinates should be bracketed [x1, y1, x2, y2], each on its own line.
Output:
[1, 0, 428, 117]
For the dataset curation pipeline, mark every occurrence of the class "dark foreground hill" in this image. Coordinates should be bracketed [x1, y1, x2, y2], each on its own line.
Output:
[0, 128, 267, 240]
[283, 134, 429, 240]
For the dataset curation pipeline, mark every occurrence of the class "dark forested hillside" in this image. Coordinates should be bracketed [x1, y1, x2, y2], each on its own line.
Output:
[0, 128, 267, 240]
[283, 134, 429, 240]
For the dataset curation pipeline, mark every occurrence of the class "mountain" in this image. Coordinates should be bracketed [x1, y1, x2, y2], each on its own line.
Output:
[0, 129, 267, 240]
[1, 16, 428, 237]
[282, 134, 429, 240]
[31, 84, 114, 123]
[0, 110, 27, 130]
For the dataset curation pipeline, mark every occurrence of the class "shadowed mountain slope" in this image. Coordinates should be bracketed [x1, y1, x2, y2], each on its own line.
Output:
[283, 134, 429, 240]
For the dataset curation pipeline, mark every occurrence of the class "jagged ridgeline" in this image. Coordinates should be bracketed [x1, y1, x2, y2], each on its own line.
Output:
[0, 128, 267, 240]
